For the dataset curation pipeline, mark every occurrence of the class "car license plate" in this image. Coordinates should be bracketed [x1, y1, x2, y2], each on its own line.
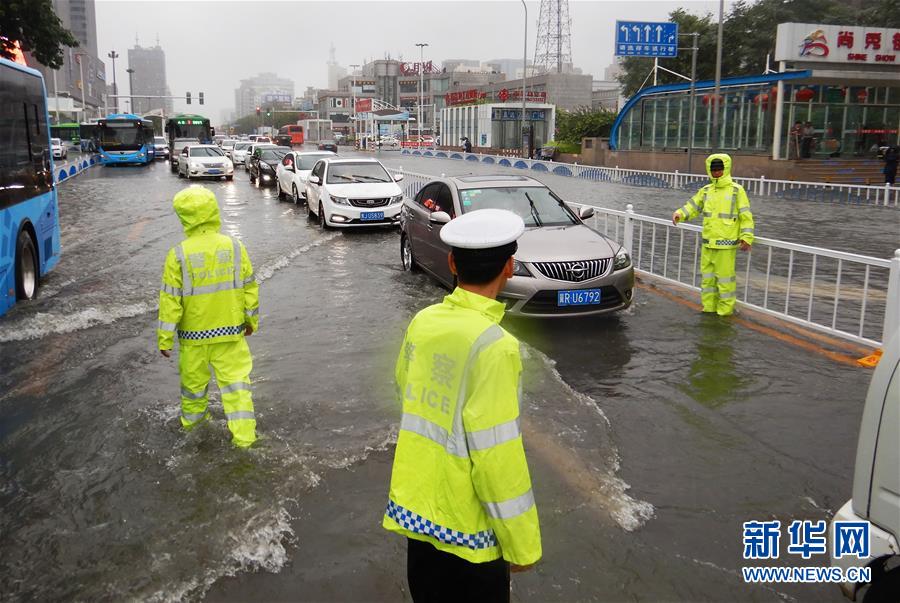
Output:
[360, 212, 384, 221]
[557, 288, 602, 306]
[207, 169, 222, 175]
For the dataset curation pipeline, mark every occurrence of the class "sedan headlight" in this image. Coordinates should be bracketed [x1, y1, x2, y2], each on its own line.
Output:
[190, 162, 202, 170]
[512, 259, 533, 277]
[614, 247, 631, 270]
[330, 195, 349, 206]
[389, 195, 403, 204]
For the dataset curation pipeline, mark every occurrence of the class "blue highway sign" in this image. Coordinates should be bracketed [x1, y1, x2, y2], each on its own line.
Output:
[615, 21, 678, 57]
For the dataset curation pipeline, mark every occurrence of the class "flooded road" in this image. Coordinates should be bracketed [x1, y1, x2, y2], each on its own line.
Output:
[0, 154, 880, 601]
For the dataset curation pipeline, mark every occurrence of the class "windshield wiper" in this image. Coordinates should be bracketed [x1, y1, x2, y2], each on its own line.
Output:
[331, 174, 356, 182]
[524, 192, 543, 227]
[350, 174, 389, 182]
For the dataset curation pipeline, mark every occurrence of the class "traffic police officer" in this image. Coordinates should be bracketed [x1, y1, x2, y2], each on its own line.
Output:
[157, 186, 260, 447]
[673, 153, 755, 316]
[383, 209, 541, 602]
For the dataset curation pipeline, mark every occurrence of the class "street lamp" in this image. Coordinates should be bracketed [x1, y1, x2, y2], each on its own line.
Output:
[107, 50, 119, 113]
[415, 42, 428, 138]
[126, 67, 135, 114]
[521, 0, 528, 157]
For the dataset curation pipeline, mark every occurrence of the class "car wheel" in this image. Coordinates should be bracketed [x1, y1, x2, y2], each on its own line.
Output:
[226, 175, 233, 181]
[318, 202, 329, 229]
[15, 229, 38, 300]
[178, 168, 184, 178]
[293, 185, 302, 205]
[277, 182, 285, 200]
[401, 234, 418, 272]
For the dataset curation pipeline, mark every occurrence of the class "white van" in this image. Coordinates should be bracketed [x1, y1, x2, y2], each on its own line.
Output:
[831, 333, 899, 600]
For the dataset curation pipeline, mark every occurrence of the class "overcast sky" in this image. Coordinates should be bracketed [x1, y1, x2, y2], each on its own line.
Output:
[96, 0, 733, 124]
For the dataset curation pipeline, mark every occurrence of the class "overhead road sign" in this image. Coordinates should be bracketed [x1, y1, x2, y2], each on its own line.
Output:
[615, 21, 678, 57]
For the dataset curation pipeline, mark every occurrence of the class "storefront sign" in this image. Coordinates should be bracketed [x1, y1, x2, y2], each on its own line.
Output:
[491, 109, 547, 121]
[775, 23, 900, 65]
[445, 89, 486, 106]
[509, 89, 547, 102]
[355, 98, 372, 113]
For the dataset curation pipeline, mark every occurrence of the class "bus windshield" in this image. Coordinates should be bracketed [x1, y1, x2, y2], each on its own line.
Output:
[100, 121, 146, 150]
[167, 117, 211, 144]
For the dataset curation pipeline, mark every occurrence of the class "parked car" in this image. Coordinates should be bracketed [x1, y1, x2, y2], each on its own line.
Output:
[400, 174, 634, 317]
[317, 140, 338, 153]
[830, 333, 899, 602]
[275, 150, 337, 203]
[231, 141, 253, 166]
[248, 147, 289, 186]
[305, 157, 404, 228]
[51, 137, 67, 160]
[170, 137, 200, 172]
[177, 144, 234, 180]
[153, 136, 169, 160]
[243, 142, 276, 169]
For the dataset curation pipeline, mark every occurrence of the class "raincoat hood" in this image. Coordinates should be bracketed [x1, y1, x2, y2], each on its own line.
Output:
[705, 153, 734, 188]
[173, 186, 221, 236]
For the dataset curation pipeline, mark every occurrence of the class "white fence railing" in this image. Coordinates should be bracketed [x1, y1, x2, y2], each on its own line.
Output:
[390, 167, 899, 348]
[54, 154, 101, 184]
[400, 148, 900, 207]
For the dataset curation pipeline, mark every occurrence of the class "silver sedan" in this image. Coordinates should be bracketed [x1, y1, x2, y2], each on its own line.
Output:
[399, 175, 634, 317]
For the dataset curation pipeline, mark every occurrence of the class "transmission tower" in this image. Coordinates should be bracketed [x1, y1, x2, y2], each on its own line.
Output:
[533, 0, 573, 74]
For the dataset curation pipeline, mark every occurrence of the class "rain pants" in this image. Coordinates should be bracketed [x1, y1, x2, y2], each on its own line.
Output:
[156, 186, 260, 447]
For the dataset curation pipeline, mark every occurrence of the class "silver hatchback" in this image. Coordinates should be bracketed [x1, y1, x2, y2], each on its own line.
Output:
[400, 175, 634, 317]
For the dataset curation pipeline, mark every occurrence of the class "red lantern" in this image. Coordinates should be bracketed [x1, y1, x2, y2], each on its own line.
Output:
[795, 88, 815, 102]
[857, 89, 868, 101]
[753, 93, 769, 107]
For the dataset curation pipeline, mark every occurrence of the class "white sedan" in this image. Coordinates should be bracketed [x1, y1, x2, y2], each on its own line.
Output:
[275, 150, 336, 204]
[177, 145, 234, 180]
[305, 158, 405, 228]
[230, 141, 252, 167]
[51, 137, 67, 159]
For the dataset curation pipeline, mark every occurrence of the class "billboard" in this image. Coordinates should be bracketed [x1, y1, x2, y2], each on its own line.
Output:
[775, 23, 900, 65]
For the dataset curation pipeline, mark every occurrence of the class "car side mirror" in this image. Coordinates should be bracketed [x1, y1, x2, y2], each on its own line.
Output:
[579, 206, 595, 220]
[429, 211, 451, 225]
[308, 175, 321, 185]
[393, 173, 404, 182]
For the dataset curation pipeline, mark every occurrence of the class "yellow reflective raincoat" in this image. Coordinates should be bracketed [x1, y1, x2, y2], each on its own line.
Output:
[383, 287, 542, 566]
[675, 154, 755, 315]
[156, 186, 259, 446]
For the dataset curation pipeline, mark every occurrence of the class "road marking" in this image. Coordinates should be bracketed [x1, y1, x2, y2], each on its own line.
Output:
[636, 281, 865, 368]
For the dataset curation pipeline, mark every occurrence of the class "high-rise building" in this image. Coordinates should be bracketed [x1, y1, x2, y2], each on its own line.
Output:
[234, 73, 295, 118]
[29, 0, 107, 121]
[327, 43, 347, 90]
[128, 43, 171, 115]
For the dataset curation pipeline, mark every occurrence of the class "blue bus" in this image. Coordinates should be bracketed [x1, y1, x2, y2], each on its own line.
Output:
[0, 57, 61, 316]
[97, 113, 155, 165]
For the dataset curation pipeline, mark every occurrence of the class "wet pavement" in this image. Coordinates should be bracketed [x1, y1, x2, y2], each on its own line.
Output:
[0, 152, 887, 601]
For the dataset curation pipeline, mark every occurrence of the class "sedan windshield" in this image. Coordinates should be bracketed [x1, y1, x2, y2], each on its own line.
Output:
[190, 147, 224, 157]
[233, 142, 251, 150]
[296, 153, 333, 170]
[259, 149, 287, 161]
[458, 187, 578, 227]
[326, 162, 391, 184]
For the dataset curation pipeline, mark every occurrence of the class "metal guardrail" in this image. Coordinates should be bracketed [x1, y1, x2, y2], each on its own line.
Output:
[389, 167, 899, 348]
[54, 154, 101, 184]
[400, 148, 900, 207]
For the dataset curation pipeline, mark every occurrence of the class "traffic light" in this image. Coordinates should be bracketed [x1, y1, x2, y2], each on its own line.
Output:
[256, 107, 261, 115]
[186, 91, 191, 105]
[266, 108, 271, 117]
[198, 92, 204, 105]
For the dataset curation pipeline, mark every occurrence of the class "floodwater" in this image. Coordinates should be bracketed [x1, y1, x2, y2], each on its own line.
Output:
[0, 153, 881, 601]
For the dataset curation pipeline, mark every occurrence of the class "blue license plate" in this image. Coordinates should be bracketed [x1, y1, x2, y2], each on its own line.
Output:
[207, 169, 222, 175]
[360, 211, 384, 221]
[557, 288, 602, 306]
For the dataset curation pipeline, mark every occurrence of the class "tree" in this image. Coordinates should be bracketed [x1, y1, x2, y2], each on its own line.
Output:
[555, 108, 617, 144]
[617, 0, 900, 98]
[0, 0, 79, 68]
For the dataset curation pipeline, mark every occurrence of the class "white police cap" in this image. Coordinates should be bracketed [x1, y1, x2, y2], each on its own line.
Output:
[439, 208, 525, 249]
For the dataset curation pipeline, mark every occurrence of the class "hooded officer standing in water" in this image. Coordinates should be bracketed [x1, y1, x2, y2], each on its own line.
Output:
[157, 185, 260, 447]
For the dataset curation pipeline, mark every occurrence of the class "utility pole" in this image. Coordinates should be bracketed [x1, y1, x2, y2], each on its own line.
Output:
[350, 63, 359, 141]
[107, 50, 119, 113]
[686, 32, 699, 173]
[711, 0, 724, 151]
[521, 0, 528, 157]
[415, 43, 428, 138]
[75, 53, 87, 119]
[126, 67, 135, 114]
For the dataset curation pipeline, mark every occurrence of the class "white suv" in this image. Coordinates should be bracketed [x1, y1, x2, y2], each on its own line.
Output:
[305, 158, 404, 228]
[51, 138, 67, 160]
[275, 150, 336, 204]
